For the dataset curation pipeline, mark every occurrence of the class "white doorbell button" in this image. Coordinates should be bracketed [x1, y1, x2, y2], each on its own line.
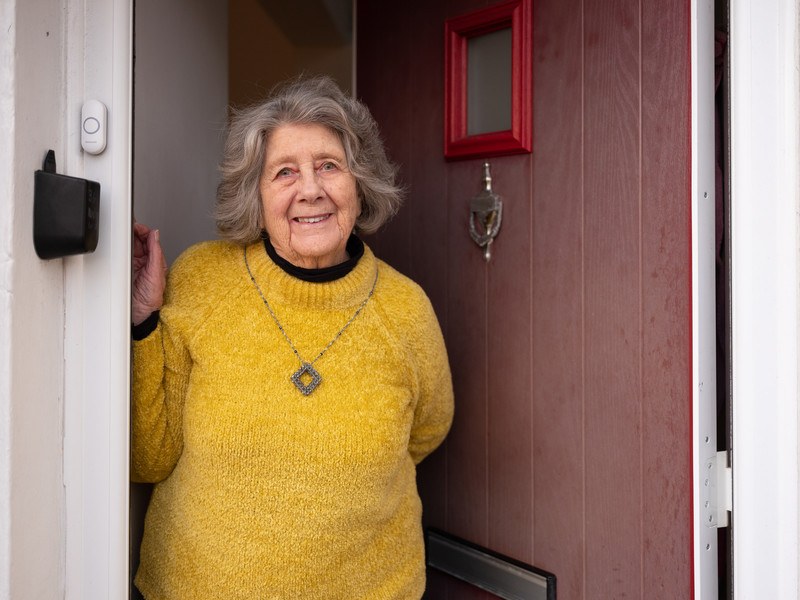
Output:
[81, 100, 107, 155]
[83, 117, 100, 134]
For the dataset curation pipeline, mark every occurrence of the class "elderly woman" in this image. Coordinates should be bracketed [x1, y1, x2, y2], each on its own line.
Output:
[130, 76, 454, 599]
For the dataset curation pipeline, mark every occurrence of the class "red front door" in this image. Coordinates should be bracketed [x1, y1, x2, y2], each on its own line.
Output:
[357, 0, 693, 597]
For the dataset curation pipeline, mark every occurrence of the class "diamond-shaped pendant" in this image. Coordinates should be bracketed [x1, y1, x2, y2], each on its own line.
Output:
[291, 362, 322, 396]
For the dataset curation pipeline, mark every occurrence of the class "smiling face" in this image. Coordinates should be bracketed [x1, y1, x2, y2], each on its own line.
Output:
[259, 123, 360, 269]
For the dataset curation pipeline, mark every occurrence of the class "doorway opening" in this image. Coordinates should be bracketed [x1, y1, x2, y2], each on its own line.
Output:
[130, 1, 353, 597]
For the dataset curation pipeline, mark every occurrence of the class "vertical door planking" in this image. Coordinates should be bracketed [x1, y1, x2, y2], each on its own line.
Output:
[582, 0, 642, 596]
[442, 5, 496, 598]
[486, 153, 534, 562]
[444, 157, 491, 600]
[406, 3, 451, 596]
[531, 0, 585, 596]
[641, 0, 693, 595]
[358, 0, 695, 596]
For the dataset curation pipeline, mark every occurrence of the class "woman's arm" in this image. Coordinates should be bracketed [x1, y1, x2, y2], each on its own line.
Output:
[131, 320, 190, 482]
[130, 222, 190, 482]
[407, 296, 454, 465]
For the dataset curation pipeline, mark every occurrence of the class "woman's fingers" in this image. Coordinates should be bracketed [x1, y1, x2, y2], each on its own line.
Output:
[131, 224, 167, 325]
[147, 229, 168, 277]
[133, 221, 150, 237]
[133, 221, 151, 266]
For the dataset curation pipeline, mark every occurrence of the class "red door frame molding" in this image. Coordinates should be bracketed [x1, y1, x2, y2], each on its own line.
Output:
[444, 0, 532, 159]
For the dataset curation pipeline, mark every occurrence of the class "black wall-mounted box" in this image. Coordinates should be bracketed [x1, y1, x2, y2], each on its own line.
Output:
[33, 150, 100, 260]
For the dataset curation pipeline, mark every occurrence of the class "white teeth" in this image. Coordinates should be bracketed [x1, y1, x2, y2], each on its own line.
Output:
[296, 216, 326, 224]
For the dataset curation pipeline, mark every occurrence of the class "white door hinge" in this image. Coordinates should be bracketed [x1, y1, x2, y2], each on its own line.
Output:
[703, 450, 732, 528]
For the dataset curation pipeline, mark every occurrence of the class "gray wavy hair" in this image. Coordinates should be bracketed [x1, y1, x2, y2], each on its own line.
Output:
[215, 76, 403, 244]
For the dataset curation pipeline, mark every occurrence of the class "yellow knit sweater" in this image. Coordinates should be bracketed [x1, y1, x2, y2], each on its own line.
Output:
[131, 240, 454, 600]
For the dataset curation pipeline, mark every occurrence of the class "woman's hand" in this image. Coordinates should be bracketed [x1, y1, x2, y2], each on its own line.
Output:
[132, 221, 167, 326]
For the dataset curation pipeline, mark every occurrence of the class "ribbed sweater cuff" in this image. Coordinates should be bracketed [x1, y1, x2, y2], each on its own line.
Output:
[132, 310, 160, 341]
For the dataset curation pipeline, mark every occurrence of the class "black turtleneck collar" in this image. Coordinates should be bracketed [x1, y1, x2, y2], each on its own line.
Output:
[262, 233, 364, 283]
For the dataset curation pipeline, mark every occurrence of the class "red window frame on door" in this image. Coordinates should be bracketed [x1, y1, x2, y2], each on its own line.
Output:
[444, 0, 532, 160]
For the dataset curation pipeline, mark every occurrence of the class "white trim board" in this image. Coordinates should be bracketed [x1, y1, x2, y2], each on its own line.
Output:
[63, 0, 132, 598]
[691, 0, 720, 597]
[730, 0, 800, 598]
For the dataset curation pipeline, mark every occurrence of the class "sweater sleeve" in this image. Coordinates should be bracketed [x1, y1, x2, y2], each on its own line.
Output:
[130, 259, 195, 483]
[131, 318, 191, 482]
[407, 295, 454, 465]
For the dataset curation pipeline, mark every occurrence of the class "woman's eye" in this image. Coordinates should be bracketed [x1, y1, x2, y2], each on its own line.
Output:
[276, 167, 293, 178]
[320, 162, 337, 172]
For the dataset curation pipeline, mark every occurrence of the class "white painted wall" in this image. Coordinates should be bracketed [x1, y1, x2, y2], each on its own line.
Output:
[0, 1, 67, 598]
[133, 0, 229, 264]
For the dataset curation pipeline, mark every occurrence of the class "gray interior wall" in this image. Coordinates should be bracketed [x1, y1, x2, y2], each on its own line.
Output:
[133, 0, 229, 264]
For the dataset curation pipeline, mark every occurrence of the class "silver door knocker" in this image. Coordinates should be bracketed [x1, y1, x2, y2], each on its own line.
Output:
[469, 162, 503, 262]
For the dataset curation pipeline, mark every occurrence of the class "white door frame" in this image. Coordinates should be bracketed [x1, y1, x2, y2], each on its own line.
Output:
[691, 0, 720, 597]
[729, 0, 800, 598]
[61, 1, 800, 598]
[63, 0, 132, 598]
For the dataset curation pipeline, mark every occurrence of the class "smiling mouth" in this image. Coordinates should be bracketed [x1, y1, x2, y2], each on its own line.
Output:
[294, 214, 330, 224]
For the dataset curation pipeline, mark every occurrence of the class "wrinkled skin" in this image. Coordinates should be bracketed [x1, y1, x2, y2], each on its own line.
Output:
[131, 221, 167, 326]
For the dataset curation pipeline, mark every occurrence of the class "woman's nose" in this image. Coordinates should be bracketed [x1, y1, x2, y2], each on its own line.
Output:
[297, 169, 323, 202]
